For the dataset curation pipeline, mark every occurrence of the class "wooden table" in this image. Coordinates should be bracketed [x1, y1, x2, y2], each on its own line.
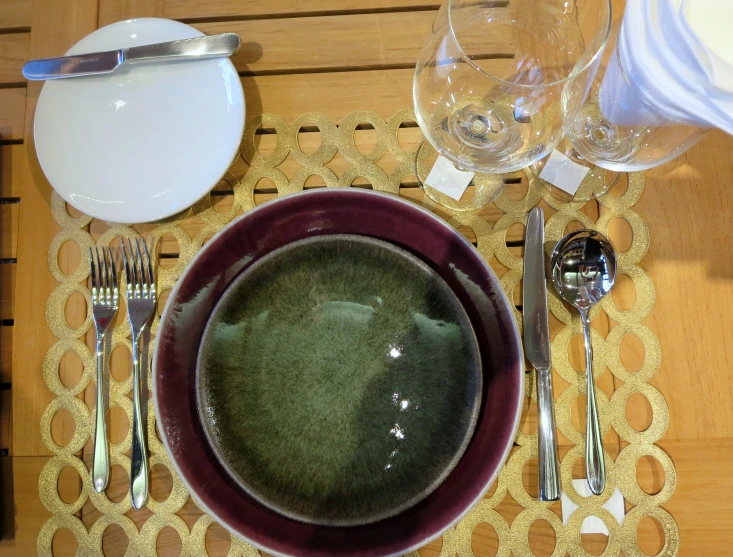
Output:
[1, 0, 733, 555]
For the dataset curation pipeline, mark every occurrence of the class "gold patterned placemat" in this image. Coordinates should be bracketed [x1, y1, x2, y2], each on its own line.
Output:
[38, 109, 678, 556]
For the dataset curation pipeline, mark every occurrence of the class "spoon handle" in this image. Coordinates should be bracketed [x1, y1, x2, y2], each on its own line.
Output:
[581, 312, 606, 495]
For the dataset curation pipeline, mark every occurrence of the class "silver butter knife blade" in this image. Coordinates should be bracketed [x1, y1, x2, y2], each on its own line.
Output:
[23, 50, 122, 80]
[523, 207, 551, 370]
[22, 33, 241, 80]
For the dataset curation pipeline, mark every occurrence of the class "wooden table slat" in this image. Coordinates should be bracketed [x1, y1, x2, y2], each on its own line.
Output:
[657, 438, 733, 557]
[245, 68, 412, 123]
[195, 10, 512, 75]
[0, 87, 26, 141]
[0, 390, 10, 451]
[1, 144, 24, 199]
[99, 0, 440, 26]
[638, 129, 733, 441]
[0, 32, 28, 85]
[12, 0, 98, 457]
[0, 326, 11, 384]
[0, 457, 63, 556]
[1, 262, 15, 321]
[0, 0, 31, 30]
[1, 203, 18, 260]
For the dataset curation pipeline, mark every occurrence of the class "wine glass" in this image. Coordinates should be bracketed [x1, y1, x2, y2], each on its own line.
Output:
[413, 0, 612, 211]
[541, 17, 710, 203]
[566, 19, 710, 176]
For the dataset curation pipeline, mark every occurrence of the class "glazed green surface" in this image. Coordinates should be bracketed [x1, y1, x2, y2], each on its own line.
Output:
[197, 235, 481, 526]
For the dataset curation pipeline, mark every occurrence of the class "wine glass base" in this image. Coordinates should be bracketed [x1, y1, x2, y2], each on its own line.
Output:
[569, 103, 644, 167]
[415, 140, 504, 213]
[449, 99, 521, 155]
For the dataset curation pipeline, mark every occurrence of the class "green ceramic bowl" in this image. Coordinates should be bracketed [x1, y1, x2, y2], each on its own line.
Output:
[197, 234, 482, 526]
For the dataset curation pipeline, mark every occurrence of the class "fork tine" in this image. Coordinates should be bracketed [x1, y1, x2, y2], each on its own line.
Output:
[95, 246, 105, 297]
[141, 239, 154, 298]
[121, 238, 131, 287]
[99, 246, 109, 302]
[108, 247, 117, 293]
[89, 248, 97, 300]
[134, 238, 147, 298]
[108, 247, 119, 308]
[103, 247, 113, 304]
[126, 238, 139, 298]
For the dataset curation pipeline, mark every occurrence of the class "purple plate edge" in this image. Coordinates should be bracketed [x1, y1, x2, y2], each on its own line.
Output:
[152, 188, 524, 557]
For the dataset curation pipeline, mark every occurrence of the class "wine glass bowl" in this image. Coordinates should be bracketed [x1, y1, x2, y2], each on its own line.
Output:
[567, 19, 710, 172]
[413, 0, 613, 175]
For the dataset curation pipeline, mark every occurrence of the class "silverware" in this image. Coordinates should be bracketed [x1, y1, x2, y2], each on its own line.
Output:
[523, 207, 561, 501]
[121, 238, 157, 509]
[550, 229, 617, 496]
[22, 33, 241, 80]
[89, 247, 119, 493]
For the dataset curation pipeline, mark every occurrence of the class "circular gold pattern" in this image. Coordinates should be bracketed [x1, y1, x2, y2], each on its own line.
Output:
[337, 109, 389, 164]
[51, 193, 93, 230]
[560, 445, 619, 507]
[511, 508, 568, 557]
[191, 172, 243, 229]
[616, 444, 676, 507]
[289, 112, 339, 167]
[611, 382, 669, 444]
[241, 114, 291, 167]
[566, 507, 622, 557]
[386, 108, 418, 163]
[39, 110, 676, 556]
[621, 506, 680, 557]
[43, 339, 94, 398]
[48, 228, 94, 284]
[555, 383, 613, 448]
[87, 454, 133, 515]
[602, 266, 655, 323]
[454, 501, 511, 557]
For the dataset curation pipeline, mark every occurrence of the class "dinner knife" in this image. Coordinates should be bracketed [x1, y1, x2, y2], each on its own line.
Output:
[523, 207, 561, 501]
[22, 33, 241, 80]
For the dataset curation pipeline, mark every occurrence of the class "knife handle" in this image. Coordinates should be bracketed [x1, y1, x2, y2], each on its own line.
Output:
[125, 33, 241, 64]
[537, 367, 561, 501]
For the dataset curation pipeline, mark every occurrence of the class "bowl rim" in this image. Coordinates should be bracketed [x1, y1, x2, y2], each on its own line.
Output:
[153, 188, 523, 557]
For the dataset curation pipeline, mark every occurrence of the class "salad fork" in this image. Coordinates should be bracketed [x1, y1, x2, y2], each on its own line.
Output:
[90, 247, 119, 493]
[121, 238, 157, 509]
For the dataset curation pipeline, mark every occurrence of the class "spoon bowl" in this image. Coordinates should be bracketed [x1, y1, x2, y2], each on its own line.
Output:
[550, 229, 617, 495]
[550, 230, 617, 313]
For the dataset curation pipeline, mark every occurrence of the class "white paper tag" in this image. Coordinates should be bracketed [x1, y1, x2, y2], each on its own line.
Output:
[560, 479, 626, 535]
[539, 150, 591, 195]
[425, 155, 475, 201]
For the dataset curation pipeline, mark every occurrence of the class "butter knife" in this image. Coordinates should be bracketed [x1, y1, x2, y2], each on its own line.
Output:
[523, 207, 561, 501]
[22, 33, 241, 80]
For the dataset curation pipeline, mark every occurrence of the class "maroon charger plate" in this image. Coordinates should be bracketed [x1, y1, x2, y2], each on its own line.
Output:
[153, 188, 523, 557]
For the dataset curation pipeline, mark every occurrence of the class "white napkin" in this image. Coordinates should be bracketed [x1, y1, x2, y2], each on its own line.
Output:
[599, 0, 733, 135]
[684, 0, 733, 92]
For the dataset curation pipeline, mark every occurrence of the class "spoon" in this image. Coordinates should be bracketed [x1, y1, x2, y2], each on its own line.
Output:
[550, 229, 617, 495]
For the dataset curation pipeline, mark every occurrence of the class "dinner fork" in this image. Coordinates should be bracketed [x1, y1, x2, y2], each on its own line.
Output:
[121, 238, 156, 509]
[90, 247, 118, 493]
